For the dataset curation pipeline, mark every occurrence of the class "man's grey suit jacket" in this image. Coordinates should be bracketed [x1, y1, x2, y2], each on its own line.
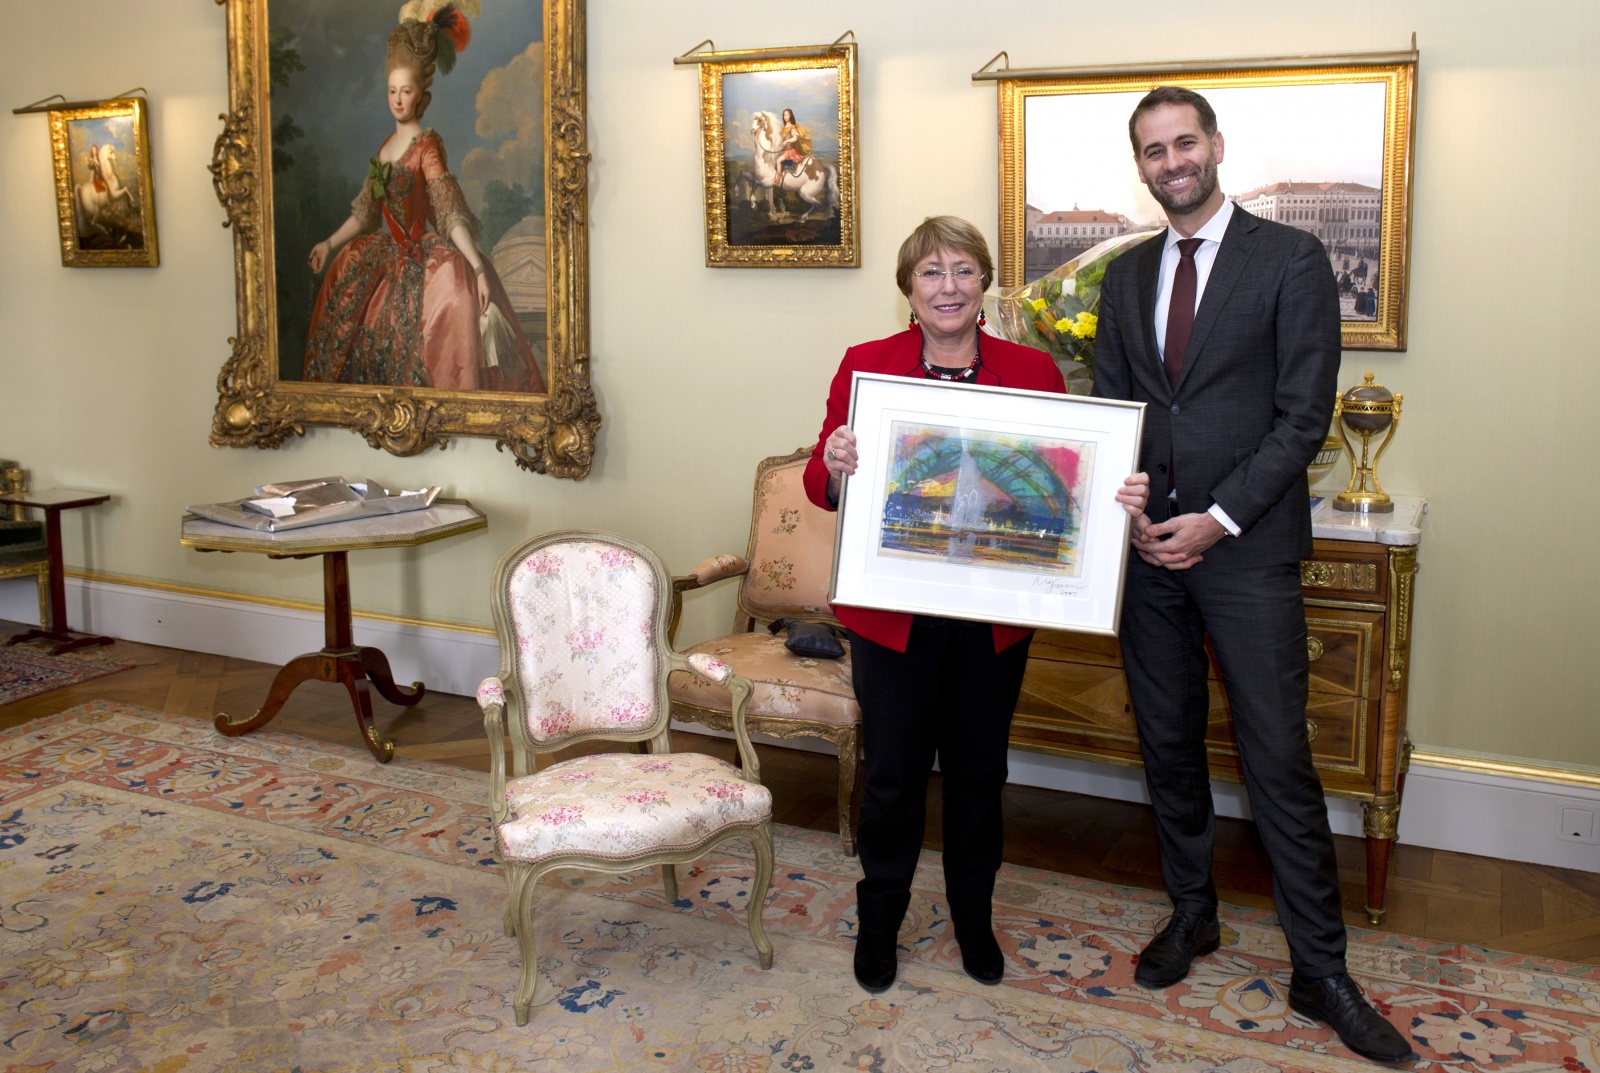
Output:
[1092, 206, 1341, 568]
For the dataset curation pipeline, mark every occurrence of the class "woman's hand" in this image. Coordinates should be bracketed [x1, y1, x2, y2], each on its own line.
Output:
[308, 240, 332, 273]
[823, 427, 858, 479]
[474, 267, 490, 315]
[823, 427, 857, 501]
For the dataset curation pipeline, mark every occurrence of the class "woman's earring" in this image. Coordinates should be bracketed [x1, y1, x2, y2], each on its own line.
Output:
[908, 311, 917, 327]
[977, 308, 988, 328]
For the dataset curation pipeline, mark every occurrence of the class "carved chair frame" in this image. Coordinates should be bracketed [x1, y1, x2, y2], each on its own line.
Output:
[0, 463, 49, 626]
[668, 447, 862, 855]
[479, 529, 773, 1022]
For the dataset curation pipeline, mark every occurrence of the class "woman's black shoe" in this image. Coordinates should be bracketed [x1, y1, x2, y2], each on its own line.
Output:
[955, 927, 1004, 985]
[853, 930, 898, 993]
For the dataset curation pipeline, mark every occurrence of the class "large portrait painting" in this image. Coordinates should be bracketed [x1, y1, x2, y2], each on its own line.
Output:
[49, 98, 159, 268]
[832, 374, 1144, 636]
[210, 0, 598, 476]
[997, 56, 1416, 350]
[695, 43, 858, 267]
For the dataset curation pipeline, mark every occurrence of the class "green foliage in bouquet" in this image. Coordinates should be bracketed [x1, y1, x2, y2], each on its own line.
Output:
[992, 230, 1159, 393]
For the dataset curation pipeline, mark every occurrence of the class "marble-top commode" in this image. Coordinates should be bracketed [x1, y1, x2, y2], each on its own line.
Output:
[1310, 495, 1425, 546]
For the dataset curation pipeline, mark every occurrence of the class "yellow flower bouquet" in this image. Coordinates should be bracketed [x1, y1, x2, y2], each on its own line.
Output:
[991, 230, 1158, 393]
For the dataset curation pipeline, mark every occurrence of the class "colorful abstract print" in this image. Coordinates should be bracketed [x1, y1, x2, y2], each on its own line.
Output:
[878, 422, 1094, 576]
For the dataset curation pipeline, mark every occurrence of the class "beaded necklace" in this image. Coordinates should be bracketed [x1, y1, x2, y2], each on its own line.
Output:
[920, 342, 982, 381]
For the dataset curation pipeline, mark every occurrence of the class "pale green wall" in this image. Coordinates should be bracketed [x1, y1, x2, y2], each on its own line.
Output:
[1, 1, 1594, 765]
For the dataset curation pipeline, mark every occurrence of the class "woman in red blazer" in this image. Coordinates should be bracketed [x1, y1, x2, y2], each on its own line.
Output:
[804, 216, 1146, 994]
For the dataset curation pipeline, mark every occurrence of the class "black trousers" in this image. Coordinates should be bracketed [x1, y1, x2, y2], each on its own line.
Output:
[847, 616, 1033, 936]
[1120, 555, 1347, 978]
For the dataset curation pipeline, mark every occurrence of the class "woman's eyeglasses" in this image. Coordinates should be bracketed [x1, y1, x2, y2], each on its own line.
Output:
[913, 267, 979, 285]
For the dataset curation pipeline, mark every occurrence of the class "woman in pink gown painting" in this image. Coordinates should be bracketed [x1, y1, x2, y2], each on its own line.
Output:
[303, 1, 543, 393]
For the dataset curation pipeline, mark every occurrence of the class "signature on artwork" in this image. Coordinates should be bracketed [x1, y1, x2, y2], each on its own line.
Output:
[1029, 576, 1084, 596]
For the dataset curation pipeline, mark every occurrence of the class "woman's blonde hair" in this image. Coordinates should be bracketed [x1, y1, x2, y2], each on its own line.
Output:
[894, 216, 994, 296]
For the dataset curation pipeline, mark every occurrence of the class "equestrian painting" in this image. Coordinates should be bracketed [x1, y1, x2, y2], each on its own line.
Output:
[48, 99, 159, 267]
[697, 44, 858, 267]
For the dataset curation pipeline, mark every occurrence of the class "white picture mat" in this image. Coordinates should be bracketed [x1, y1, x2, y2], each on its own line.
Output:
[831, 373, 1145, 635]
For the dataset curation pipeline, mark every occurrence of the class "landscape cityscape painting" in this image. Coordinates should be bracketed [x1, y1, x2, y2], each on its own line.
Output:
[877, 423, 1095, 577]
[996, 59, 1415, 348]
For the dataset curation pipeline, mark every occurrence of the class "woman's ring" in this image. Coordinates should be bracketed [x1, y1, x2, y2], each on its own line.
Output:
[826, 449, 836, 461]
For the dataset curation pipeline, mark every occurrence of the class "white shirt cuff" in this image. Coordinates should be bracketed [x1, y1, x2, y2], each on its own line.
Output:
[1208, 503, 1240, 537]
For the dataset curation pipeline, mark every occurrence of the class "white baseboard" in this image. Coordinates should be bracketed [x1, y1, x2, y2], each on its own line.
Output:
[0, 574, 501, 697]
[1003, 751, 1600, 873]
[6, 574, 1595, 873]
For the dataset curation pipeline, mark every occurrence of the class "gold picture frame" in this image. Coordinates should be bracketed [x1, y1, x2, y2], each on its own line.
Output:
[49, 98, 159, 268]
[207, 0, 599, 477]
[696, 42, 858, 267]
[996, 54, 1416, 350]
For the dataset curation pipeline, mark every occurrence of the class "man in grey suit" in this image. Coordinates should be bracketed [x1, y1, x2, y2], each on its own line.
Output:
[1092, 86, 1411, 1064]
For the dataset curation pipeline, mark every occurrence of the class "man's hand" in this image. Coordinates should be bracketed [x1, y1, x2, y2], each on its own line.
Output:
[1115, 472, 1151, 519]
[1132, 511, 1226, 570]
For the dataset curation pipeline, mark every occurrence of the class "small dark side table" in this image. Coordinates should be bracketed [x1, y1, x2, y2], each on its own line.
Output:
[0, 487, 114, 655]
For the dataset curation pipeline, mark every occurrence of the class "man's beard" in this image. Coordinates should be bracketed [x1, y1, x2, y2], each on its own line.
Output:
[1149, 157, 1219, 215]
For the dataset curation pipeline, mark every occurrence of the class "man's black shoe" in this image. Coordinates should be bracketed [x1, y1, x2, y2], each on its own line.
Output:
[1133, 911, 1221, 989]
[954, 926, 1004, 985]
[853, 927, 897, 994]
[1289, 971, 1415, 1063]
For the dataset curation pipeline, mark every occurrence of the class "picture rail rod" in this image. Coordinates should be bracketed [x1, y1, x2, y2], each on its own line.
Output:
[13, 88, 147, 115]
[674, 31, 855, 66]
[971, 48, 1417, 83]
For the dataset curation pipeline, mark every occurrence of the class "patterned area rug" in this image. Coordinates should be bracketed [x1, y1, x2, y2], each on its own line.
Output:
[0, 640, 132, 706]
[1, 702, 1596, 1073]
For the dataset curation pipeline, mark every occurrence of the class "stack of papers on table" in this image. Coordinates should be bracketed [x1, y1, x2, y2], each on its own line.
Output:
[186, 477, 440, 532]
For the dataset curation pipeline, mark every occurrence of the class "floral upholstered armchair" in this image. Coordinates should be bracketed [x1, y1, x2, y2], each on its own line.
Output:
[0, 461, 48, 628]
[477, 530, 774, 1026]
[667, 447, 862, 855]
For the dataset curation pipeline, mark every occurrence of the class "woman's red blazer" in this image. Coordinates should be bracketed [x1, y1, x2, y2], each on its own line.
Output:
[802, 327, 1067, 653]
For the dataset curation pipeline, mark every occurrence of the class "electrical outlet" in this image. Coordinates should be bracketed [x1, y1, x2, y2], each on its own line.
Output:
[1556, 806, 1597, 843]
[150, 600, 171, 630]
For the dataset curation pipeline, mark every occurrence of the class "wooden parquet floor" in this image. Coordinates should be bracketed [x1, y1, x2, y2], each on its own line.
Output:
[4, 625, 1598, 965]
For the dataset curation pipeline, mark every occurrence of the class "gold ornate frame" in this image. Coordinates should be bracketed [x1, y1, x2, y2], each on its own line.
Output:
[697, 43, 858, 268]
[207, 0, 599, 477]
[996, 57, 1416, 351]
[49, 98, 160, 268]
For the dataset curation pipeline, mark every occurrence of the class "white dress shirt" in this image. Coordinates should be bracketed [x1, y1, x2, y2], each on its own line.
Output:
[1151, 198, 1241, 536]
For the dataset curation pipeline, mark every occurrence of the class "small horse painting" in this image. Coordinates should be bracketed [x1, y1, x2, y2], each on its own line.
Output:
[744, 111, 839, 225]
[76, 144, 138, 242]
[707, 55, 856, 264]
[55, 107, 151, 261]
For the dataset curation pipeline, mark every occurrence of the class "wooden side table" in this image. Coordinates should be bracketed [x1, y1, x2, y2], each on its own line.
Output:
[0, 487, 115, 655]
[180, 500, 486, 761]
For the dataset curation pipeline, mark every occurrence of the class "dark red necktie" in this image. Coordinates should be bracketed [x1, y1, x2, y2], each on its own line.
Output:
[1163, 238, 1203, 390]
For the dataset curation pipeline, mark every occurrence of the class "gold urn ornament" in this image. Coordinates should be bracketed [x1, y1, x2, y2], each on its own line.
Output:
[1332, 371, 1402, 513]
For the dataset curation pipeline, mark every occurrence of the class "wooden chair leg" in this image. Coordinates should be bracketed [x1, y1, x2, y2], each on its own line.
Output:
[509, 868, 539, 1026]
[836, 726, 860, 857]
[748, 824, 775, 970]
[662, 863, 678, 903]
